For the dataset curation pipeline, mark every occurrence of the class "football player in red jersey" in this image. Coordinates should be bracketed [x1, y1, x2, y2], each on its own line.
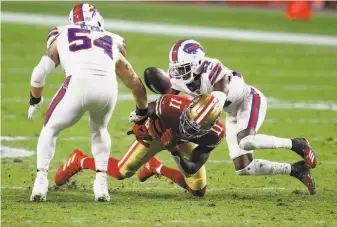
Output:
[55, 92, 226, 197]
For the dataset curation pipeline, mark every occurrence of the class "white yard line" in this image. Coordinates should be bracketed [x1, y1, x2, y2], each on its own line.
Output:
[1, 146, 34, 158]
[2, 12, 337, 46]
[2, 95, 337, 111]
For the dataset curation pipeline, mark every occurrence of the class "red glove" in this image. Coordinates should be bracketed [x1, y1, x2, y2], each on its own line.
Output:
[127, 124, 152, 148]
[160, 128, 179, 151]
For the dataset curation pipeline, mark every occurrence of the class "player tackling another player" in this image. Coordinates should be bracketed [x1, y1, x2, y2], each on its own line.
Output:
[28, 3, 149, 201]
[143, 39, 316, 194]
[55, 93, 226, 197]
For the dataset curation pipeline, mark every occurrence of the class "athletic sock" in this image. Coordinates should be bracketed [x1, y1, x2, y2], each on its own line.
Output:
[240, 134, 292, 150]
[106, 157, 122, 179]
[160, 165, 187, 189]
[81, 157, 96, 170]
[236, 159, 292, 176]
[82, 157, 121, 179]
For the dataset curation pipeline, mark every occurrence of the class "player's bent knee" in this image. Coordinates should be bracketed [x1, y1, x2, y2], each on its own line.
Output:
[119, 166, 136, 179]
[239, 135, 256, 150]
[189, 186, 207, 197]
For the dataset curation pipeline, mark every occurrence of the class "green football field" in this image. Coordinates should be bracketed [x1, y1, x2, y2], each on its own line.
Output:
[1, 2, 337, 227]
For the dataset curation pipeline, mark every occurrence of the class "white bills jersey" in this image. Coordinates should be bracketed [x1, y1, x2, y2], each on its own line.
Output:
[170, 57, 251, 112]
[46, 24, 126, 78]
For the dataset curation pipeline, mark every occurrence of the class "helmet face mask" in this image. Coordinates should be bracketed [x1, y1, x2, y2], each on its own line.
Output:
[169, 40, 205, 84]
[178, 107, 212, 139]
[169, 63, 193, 83]
[178, 94, 222, 140]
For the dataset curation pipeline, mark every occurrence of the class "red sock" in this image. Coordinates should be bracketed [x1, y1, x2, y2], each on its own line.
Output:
[82, 157, 122, 179]
[82, 157, 96, 170]
[107, 157, 122, 179]
[160, 165, 187, 189]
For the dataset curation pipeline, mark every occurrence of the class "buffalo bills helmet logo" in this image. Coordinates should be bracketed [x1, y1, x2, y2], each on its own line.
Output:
[183, 43, 204, 54]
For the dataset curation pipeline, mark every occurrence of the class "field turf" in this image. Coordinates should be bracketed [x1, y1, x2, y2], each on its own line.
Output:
[1, 2, 337, 227]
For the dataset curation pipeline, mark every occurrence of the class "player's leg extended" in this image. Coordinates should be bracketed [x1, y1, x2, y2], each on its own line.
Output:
[87, 82, 117, 202]
[32, 76, 85, 201]
[237, 90, 316, 168]
[139, 142, 207, 197]
[172, 142, 207, 197]
[55, 138, 161, 185]
[227, 90, 315, 194]
[118, 139, 163, 179]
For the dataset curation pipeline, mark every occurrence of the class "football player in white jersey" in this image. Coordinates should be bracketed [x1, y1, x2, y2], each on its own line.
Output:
[160, 39, 317, 194]
[28, 3, 148, 202]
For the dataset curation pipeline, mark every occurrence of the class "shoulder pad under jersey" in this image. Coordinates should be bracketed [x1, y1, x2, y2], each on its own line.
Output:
[203, 58, 229, 86]
[46, 25, 64, 49]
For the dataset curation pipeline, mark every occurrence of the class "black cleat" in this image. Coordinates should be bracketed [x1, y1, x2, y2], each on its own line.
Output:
[290, 160, 316, 195]
[291, 138, 317, 168]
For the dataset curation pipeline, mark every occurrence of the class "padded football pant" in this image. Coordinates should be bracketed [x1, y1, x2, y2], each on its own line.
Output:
[36, 75, 118, 171]
[118, 138, 207, 191]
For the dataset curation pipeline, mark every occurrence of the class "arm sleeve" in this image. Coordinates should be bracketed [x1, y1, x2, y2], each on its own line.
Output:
[30, 56, 55, 87]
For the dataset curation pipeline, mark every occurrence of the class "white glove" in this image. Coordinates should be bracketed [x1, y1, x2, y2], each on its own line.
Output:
[28, 97, 44, 119]
[129, 110, 148, 124]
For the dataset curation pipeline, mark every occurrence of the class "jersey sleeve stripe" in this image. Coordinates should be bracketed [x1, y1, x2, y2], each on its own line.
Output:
[155, 95, 165, 117]
[208, 63, 220, 81]
[47, 31, 59, 41]
[247, 89, 261, 129]
[210, 65, 223, 85]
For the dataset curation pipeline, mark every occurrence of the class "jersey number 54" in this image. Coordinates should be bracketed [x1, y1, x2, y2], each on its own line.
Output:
[68, 28, 113, 60]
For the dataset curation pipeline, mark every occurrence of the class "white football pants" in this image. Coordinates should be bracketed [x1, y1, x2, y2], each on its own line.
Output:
[36, 75, 118, 172]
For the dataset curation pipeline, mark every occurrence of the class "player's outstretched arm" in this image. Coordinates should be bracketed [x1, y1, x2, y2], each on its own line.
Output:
[172, 146, 213, 175]
[28, 41, 59, 119]
[116, 55, 148, 117]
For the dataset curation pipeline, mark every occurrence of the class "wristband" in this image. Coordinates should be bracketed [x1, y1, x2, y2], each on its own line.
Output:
[136, 106, 148, 116]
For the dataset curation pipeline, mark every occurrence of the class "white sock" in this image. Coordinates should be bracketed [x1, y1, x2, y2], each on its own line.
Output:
[239, 134, 292, 150]
[91, 127, 111, 172]
[236, 159, 291, 176]
[96, 172, 107, 183]
[36, 127, 58, 170]
[37, 170, 48, 179]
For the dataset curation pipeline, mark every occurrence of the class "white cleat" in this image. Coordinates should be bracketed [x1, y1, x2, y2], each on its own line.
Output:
[30, 172, 48, 202]
[93, 173, 110, 202]
[94, 180, 110, 202]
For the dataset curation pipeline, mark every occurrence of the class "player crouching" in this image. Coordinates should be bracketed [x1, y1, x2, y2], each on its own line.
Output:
[55, 92, 225, 197]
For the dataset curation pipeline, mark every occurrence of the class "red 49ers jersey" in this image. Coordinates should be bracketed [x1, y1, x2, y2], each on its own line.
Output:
[151, 94, 225, 148]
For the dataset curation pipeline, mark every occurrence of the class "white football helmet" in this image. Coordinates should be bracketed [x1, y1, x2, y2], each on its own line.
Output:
[169, 39, 205, 84]
[68, 3, 105, 29]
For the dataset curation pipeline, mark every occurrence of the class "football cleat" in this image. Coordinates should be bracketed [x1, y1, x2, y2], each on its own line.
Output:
[30, 172, 48, 202]
[55, 150, 88, 186]
[290, 160, 316, 195]
[291, 138, 317, 168]
[138, 156, 162, 182]
[93, 175, 110, 202]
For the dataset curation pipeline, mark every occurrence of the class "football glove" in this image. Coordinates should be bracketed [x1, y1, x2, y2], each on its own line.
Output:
[28, 93, 43, 119]
[127, 123, 152, 148]
[129, 106, 148, 124]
